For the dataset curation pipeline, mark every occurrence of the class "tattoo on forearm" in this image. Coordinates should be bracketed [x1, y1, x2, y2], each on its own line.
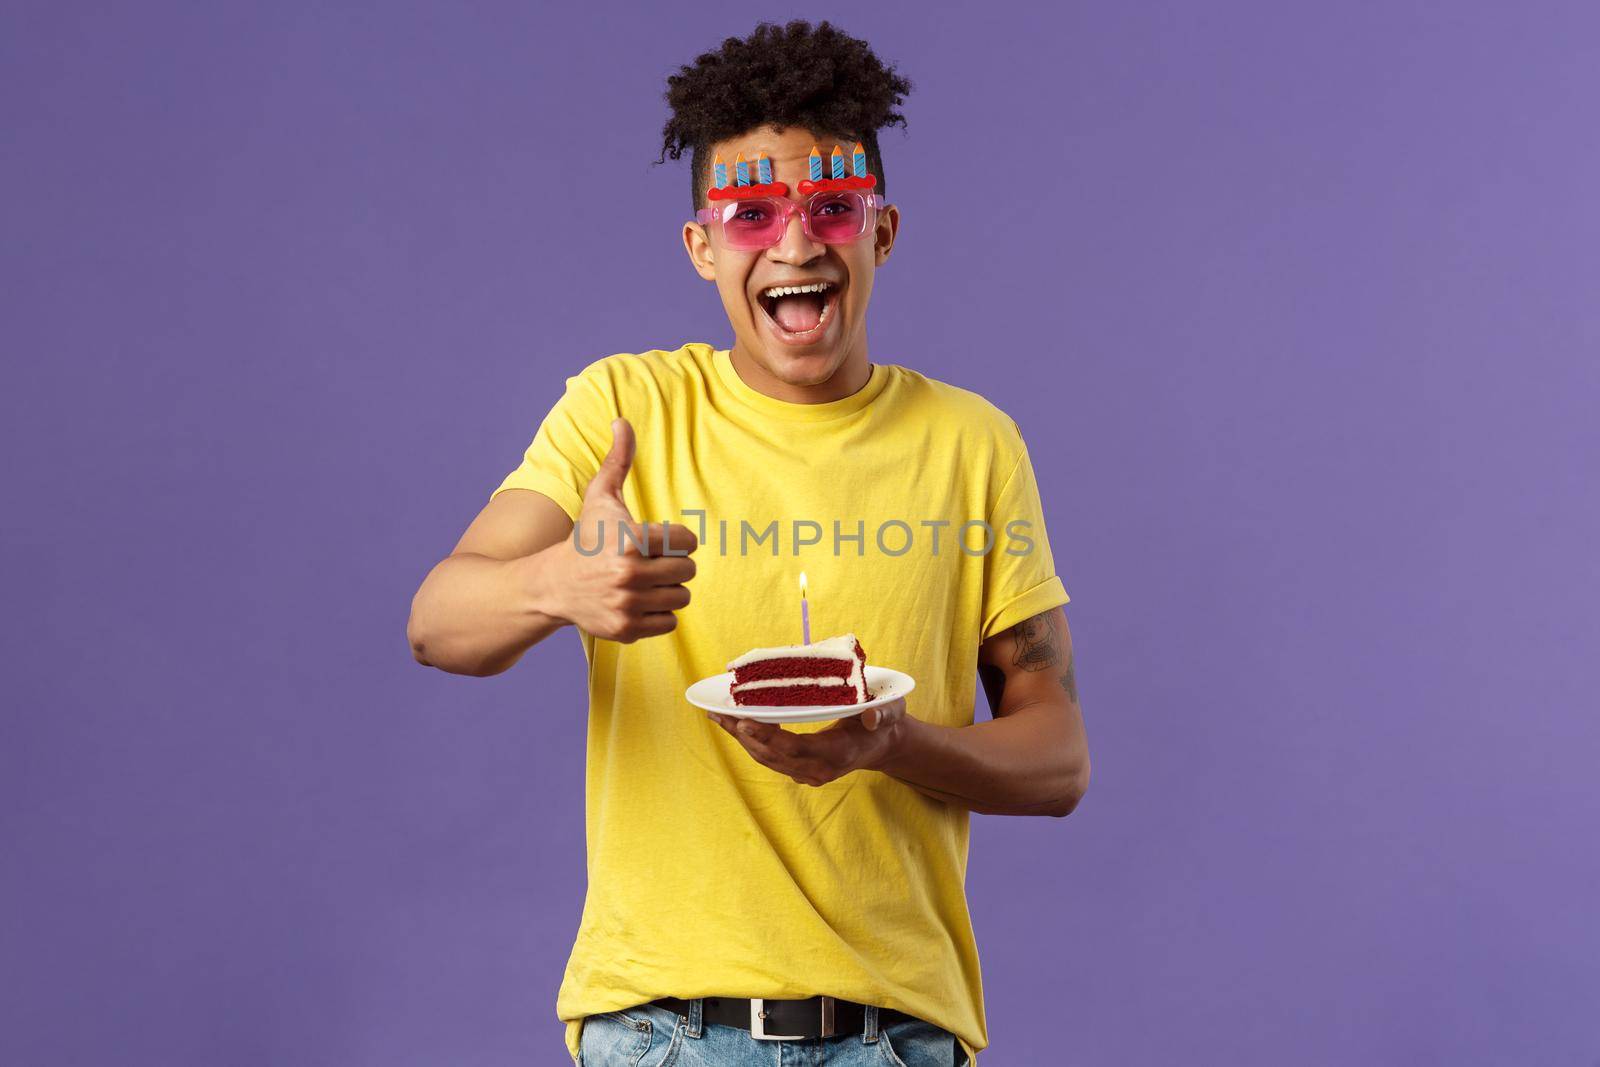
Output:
[983, 610, 1076, 718]
[1010, 611, 1061, 672]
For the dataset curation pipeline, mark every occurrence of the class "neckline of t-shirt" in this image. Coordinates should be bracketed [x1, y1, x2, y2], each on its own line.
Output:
[711, 346, 892, 422]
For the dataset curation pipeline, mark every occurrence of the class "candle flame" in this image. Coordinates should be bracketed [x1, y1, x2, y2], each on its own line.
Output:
[799, 570, 808, 595]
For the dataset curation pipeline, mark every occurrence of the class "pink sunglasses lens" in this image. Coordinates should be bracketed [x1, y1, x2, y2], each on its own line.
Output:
[720, 200, 785, 249]
[806, 192, 870, 242]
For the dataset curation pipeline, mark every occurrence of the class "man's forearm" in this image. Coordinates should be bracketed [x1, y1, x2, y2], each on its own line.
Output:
[875, 703, 1089, 817]
[407, 549, 568, 676]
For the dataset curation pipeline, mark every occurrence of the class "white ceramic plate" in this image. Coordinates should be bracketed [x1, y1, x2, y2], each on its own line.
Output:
[685, 666, 916, 724]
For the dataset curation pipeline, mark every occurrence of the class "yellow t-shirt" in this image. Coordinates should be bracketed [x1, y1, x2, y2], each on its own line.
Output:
[493, 343, 1070, 1065]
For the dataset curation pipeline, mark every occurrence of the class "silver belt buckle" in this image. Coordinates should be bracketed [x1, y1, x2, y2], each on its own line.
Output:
[750, 996, 836, 1040]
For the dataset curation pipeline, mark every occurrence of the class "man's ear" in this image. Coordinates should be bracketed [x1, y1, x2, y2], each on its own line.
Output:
[873, 203, 900, 267]
[683, 220, 717, 282]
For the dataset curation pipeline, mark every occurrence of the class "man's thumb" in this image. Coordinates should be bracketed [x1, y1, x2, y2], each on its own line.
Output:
[586, 417, 636, 508]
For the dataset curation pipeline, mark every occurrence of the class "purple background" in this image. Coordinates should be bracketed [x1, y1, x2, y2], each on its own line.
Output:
[4, 3, 1597, 1064]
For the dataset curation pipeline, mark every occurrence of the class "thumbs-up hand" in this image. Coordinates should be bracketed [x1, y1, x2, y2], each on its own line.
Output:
[545, 418, 698, 642]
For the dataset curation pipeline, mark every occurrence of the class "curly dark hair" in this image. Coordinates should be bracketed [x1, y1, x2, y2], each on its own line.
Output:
[659, 20, 912, 209]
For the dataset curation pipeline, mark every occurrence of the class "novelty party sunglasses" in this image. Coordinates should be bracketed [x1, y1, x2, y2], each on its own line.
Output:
[695, 190, 886, 251]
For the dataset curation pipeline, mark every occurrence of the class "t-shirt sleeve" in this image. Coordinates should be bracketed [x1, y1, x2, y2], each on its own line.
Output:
[979, 438, 1071, 641]
[490, 363, 618, 521]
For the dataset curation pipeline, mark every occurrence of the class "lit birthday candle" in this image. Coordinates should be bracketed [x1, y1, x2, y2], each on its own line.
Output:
[852, 141, 866, 177]
[830, 144, 846, 179]
[808, 145, 823, 181]
[713, 154, 728, 189]
[734, 153, 749, 186]
[757, 151, 772, 185]
[799, 571, 810, 645]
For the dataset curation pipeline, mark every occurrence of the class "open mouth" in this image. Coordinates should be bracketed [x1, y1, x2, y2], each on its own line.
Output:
[756, 281, 840, 344]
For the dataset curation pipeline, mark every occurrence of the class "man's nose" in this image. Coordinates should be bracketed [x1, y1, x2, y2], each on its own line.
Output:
[766, 210, 824, 265]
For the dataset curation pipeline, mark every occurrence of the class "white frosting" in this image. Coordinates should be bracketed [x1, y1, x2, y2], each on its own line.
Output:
[733, 676, 855, 691]
[727, 633, 860, 670]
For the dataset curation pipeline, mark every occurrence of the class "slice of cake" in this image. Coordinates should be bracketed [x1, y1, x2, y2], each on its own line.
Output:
[727, 634, 869, 707]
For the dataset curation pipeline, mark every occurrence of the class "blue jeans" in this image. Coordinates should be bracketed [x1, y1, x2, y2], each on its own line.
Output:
[578, 999, 970, 1066]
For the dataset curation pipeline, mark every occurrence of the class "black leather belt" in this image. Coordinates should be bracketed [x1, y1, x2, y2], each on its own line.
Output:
[649, 995, 917, 1040]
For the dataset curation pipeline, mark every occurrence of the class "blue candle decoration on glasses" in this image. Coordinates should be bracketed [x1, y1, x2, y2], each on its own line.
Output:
[757, 152, 772, 185]
[734, 153, 749, 186]
[830, 144, 846, 179]
[713, 154, 728, 189]
[851, 141, 866, 178]
[808, 145, 823, 181]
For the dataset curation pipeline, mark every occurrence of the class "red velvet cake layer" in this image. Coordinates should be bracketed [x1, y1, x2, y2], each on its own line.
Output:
[732, 683, 861, 707]
[732, 656, 853, 685]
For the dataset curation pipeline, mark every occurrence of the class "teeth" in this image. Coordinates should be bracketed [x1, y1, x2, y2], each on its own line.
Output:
[769, 289, 835, 334]
[762, 282, 834, 299]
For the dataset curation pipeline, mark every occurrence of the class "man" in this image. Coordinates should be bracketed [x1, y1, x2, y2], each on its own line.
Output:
[407, 20, 1089, 1066]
